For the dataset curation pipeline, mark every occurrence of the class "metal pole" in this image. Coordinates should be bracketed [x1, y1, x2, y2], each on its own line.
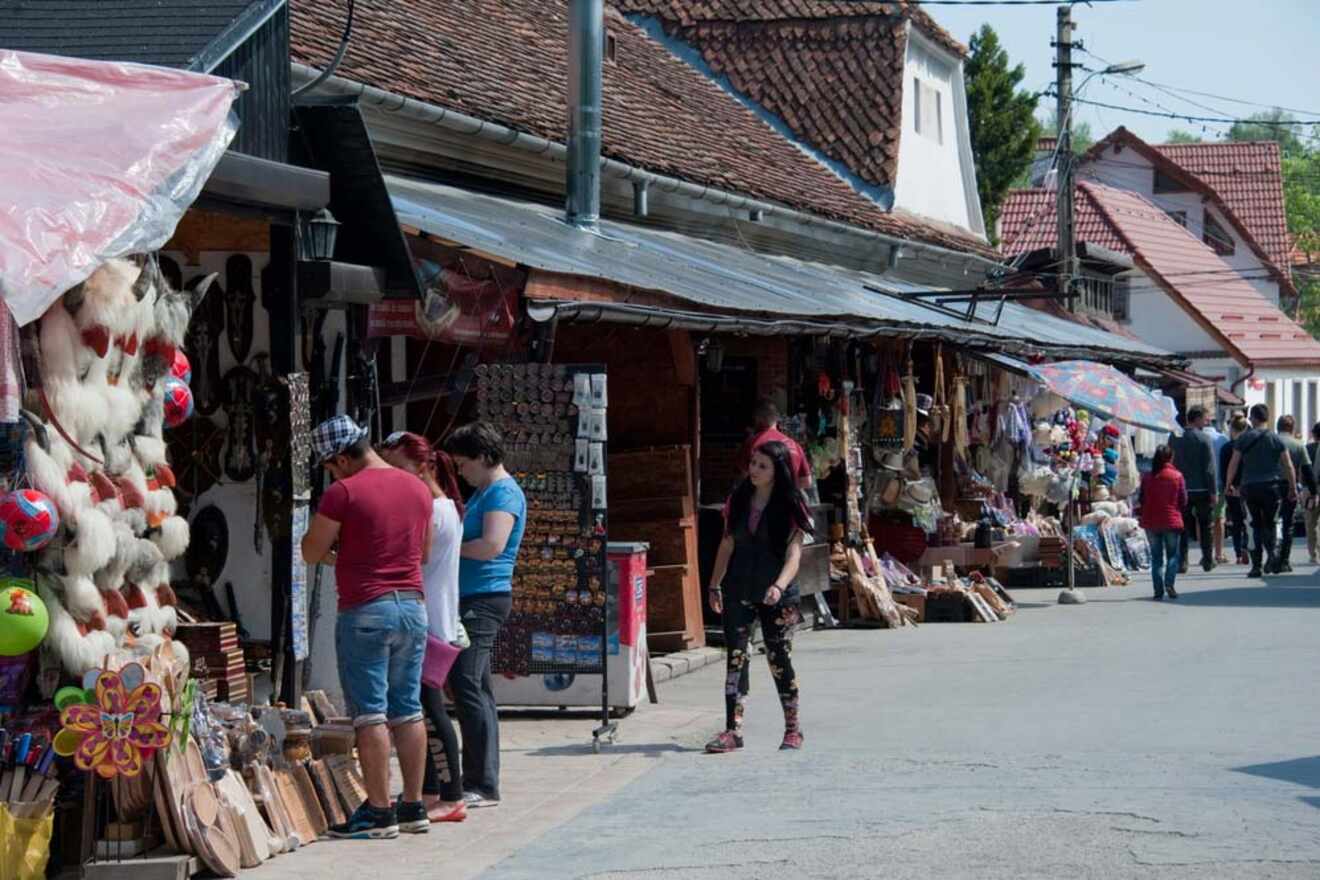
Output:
[1056, 6, 1079, 599]
[566, 0, 603, 228]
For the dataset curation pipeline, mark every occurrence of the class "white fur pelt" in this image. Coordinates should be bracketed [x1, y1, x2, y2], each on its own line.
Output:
[152, 515, 190, 562]
[40, 580, 116, 676]
[61, 505, 116, 577]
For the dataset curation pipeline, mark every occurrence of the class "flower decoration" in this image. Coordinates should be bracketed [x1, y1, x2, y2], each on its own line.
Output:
[52, 663, 171, 778]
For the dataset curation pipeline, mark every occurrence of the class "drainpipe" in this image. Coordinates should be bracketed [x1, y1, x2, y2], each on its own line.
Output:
[566, 0, 603, 229]
[1230, 363, 1256, 404]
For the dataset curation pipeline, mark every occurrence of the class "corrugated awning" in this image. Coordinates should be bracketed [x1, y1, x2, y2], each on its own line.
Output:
[386, 175, 1176, 365]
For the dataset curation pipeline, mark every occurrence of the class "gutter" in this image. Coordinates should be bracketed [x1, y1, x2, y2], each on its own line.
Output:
[289, 62, 1004, 273]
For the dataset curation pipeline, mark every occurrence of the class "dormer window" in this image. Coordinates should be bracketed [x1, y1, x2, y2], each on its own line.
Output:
[1203, 211, 1235, 256]
[913, 77, 943, 145]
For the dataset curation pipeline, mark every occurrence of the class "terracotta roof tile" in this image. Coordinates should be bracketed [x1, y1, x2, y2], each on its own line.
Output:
[289, 0, 991, 256]
[615, 0, 965, 55]
[999, 183, 1320, 366]
[1155, 141, 1292, 276]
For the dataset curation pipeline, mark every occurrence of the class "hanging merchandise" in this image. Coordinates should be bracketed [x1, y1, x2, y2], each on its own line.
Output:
[171, 350, 192, 384]
[0, 579, 48, 656]
[0, 490, 60, 552]
[952, 371, 969, 458]
[1113, 432, 1140, 499]
[902, 355, 917, 453]
[932, 345, 950, 443]
[223, 255, 255, 364]
[168, 416, 225, 504]
[53, 662, 171, 778]
[183, 274, 224, 417]
[220, 365, 257, 482]
[162, 377, 194, 429]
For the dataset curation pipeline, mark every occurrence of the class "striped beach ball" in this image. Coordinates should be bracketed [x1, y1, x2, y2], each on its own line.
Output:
[0, 490, 60, 552]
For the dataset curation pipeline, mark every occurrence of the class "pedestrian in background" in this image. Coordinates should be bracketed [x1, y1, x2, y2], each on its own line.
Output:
[1205, 416, 1231, 565]
[706, 441, 814, 753]
[1226, 404, 1299, 578]
[1307, 421, 1320, 565]
[380, 431, 469, 825]
[1274, 415, 1317, 573]
[1220, 415, 1250, 566]
[1140, 444, 1186, 601]
[301, 416, 435, 839]
[1172, 406, 1218, 573]
[443, 422, 527, 810]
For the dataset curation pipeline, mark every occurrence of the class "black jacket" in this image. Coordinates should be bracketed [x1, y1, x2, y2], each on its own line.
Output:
[1172, 427, 1218, 496]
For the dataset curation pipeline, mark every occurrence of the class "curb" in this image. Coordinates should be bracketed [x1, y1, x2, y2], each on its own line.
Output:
[649, 647, 723, 683]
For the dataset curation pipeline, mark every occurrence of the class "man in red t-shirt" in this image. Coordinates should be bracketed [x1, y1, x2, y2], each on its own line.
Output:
[301, 415, 435, 839]
[737, 398, 812, 490]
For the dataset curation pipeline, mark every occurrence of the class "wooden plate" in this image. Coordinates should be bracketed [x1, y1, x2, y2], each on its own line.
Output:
[188, 783, 221, 829]
[200, 824, 242, 878]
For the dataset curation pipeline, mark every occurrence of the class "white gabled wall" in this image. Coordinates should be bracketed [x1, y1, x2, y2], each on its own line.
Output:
[1080, 146, 1283, 306]
[1124, 268, 1223, 355]
[895, 26, 984, 236]
[1242, 369, 1320, 438]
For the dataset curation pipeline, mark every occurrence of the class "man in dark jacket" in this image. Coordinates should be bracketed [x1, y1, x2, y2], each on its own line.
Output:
[1275, 415, 1317, 573]
[1172, 406, 1219, 573]
[1307, 422, 1320, 565]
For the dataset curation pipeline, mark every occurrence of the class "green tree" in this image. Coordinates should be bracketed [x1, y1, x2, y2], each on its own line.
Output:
[1041, 109, 1094, 155]
[1226, 109, 1306, 154]
[965, 24, 1042, 238]
[1164, 129, 1203, 144]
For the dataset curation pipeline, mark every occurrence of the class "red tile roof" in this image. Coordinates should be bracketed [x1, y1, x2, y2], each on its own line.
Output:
[1082, 128, 1295, 300]
[998, 182, 1320, 367]
[1155, 140, 1292, 277]
[289, 0, 992, 256]
[615, 1, 965, 55]
[650, 15, 908, 189]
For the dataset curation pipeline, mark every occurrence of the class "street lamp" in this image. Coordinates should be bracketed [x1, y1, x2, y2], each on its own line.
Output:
[302, 208, 341, 261]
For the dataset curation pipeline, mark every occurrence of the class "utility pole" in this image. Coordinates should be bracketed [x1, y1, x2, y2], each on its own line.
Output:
[1054, 5, 1076, 308]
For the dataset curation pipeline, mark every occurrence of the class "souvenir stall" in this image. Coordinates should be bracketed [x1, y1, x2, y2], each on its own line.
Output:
[0, 52, 382, 879]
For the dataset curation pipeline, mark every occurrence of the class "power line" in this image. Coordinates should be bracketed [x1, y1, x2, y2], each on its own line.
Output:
[1042, 92, 1320, 127]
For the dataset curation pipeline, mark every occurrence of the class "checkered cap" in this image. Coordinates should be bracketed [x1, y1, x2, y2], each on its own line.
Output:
[311, 415, 370, 463]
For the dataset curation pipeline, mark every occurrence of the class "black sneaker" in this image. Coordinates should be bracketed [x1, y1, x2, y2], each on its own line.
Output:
[396, 800, 430, 834]
[327, 802, 399, 840]
[1248, 565, 1263, 579]
[1279, 561, 1293, 574]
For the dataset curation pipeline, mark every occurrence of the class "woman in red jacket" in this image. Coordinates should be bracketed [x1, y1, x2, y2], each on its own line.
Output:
[1140, 444, 1188, 601]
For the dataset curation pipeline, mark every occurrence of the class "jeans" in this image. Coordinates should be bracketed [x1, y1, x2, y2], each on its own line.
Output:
[421, 685, 463, 802]
[1226, 496, 1248, 559]
[335, 592, 429, 727]
[1180, 492, 1214, 567]
[1244, 483, 1281, 564]
[1146, 530, 1181, 598]
[450, 593, 511, 800]
[721, 590, 801, 734]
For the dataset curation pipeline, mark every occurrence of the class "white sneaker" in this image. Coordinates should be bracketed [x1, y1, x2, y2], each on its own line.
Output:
[462, 792, 500, 809]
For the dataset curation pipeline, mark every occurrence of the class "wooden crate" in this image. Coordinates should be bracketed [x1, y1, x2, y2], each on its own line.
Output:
[608, 445, 692, 499]
[608, 517, 696, 567]
[609, 496, 695, 524]
[647, 564, 705, 649]
[893, 593, 926, 623]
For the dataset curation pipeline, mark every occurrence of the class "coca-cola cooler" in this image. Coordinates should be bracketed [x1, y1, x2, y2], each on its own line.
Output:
[493, 542, 649, 710]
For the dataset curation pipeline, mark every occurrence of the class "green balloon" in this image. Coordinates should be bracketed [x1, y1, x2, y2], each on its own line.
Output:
[0, 581, 49, 656]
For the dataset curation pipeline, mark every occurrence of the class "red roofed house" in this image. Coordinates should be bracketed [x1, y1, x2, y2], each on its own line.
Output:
[612, 1, 989, 246]
[1079, 128, 1297, 310]
[1000, 180, 1320, 429]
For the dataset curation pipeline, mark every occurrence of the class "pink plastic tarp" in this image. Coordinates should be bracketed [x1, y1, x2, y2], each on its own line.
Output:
[0, 50, 240, 326]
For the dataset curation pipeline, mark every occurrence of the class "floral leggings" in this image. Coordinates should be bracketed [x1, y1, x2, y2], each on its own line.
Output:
[722, 593, 801, 734]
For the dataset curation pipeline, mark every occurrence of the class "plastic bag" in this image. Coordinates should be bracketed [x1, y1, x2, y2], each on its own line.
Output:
[0, 50, 239, 326]
[0, 803, 53, 880]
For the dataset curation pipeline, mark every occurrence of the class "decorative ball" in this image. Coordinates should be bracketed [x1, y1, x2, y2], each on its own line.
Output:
[170, 350, 192, 385]
[0, 580, 49, 656]
[162, 377, 194, 428]
[0, 490, 60, 552]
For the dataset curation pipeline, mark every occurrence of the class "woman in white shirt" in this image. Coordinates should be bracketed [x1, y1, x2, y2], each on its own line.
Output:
[380, 431, 467, 824]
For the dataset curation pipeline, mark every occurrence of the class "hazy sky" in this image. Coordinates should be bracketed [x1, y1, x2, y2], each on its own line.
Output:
[926, 0, 1320, 145]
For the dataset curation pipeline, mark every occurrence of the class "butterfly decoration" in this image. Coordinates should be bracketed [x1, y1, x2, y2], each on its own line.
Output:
[52, 662, 171, 778]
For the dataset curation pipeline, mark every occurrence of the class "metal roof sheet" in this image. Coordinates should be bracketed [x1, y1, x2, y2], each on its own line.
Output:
[386, 175, 1171, 361]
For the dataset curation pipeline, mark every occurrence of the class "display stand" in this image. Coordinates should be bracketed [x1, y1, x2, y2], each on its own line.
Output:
[475, 363, 617, 752]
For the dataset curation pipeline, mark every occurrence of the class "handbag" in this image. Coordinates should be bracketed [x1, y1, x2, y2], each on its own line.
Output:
[421, 634, 462, 689]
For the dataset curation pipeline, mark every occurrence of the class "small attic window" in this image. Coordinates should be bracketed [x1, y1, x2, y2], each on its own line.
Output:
[604, 31, 617, 64]
[1153, 168, 1187, 194]
[1203, 211, 1235, 256]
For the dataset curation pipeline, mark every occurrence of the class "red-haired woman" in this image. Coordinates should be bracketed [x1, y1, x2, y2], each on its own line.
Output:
[380, 431, 467, 823]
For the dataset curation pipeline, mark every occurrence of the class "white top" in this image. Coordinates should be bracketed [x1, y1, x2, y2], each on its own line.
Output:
[422, 497, 462, 643]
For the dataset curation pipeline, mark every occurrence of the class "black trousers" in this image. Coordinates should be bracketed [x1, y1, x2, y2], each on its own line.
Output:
[1244, 483, 1281, 562]
[1180, 492, 1214, 566]
[1278, 487, 1299, 564]
[449, 593, 511, 801]
[1226, 496, 1248, 558]
[420, 684, 463, 802]
[721, 590, 801, 734]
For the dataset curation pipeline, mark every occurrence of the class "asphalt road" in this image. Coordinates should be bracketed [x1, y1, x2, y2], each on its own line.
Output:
[483, 561, 1320, 879]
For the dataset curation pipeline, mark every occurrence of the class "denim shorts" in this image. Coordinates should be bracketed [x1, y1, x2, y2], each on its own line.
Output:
[336, 592, 429, 728]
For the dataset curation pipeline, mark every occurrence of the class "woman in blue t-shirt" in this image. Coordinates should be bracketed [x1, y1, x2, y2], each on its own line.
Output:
[443, 421, 526, 810]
